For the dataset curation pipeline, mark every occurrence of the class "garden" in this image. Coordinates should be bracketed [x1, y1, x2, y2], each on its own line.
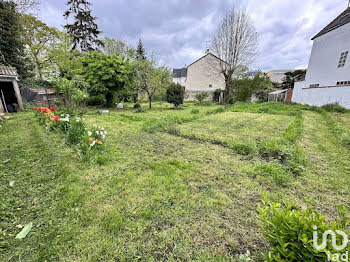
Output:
[1, 101, 350, 261]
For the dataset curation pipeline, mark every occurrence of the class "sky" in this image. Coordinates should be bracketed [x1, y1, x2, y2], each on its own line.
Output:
[38, 0, 348, 71]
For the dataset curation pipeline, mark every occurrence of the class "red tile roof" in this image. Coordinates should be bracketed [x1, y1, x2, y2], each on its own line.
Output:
[312, 7, 350, 40]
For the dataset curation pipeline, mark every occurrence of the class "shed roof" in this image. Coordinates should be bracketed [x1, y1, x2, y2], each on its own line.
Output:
[269, 89, 288, 95]
[312, 7, 350, 40]
[0, 66, 18, 77]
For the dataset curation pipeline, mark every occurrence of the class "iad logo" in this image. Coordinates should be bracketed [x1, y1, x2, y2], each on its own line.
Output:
[313, 226, 349, 261]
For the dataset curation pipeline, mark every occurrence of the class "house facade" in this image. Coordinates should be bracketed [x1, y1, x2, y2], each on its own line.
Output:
[292, 7, 350, 108]
[173, 52, 226, 101]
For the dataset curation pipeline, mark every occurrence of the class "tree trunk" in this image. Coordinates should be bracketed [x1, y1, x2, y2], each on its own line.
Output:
[149, 95, 152, 109]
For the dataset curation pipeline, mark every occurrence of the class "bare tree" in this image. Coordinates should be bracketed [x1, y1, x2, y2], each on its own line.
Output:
[211, 8, 258, 96]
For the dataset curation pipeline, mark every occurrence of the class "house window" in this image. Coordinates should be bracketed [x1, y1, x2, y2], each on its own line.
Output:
[338, 51, 348, 68]
[337, 81, 350, 86]
[209, 84, 213, 88]
[309, 84, 319, 88]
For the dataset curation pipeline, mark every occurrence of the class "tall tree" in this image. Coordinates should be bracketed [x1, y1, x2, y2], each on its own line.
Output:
[64, 0, 102, 52]
[135, 38, 146, 60]
[211, 7, 258, 99]
[0, 1, 32, 77]
[20, 14, 59, 79]
[281, 70, 306, 89]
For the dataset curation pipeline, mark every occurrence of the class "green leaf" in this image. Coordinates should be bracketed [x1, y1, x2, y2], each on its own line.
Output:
[15, 222, 33, 239]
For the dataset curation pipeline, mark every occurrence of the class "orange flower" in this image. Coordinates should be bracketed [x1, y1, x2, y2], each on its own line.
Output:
[96, 139, 102, 145]
[89, 138, 94, 143]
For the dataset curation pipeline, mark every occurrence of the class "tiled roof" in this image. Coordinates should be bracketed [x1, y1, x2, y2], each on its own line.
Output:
[0, 66, 18, 76]
[312, 7, 350, 40]
[173, 68, 187, 78]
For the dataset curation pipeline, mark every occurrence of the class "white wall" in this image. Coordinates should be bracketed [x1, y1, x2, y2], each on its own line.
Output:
[305, 22, 350, 86]
[293, 81, 350, 108]
[173, 77, 186, 86]
[292, 22, 350, 108]
[185, 53, 225, 93]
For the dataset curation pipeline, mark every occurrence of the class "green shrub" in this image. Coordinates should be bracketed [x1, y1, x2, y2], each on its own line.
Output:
[87, 94, 105, 106]
[232, 140, 258, 156]
[195, 92, 209, 103]
[166, 83, 185, 107]
[191, 109, 199, 114]
[321, 103, 348, 113]
[258, 198, 350, 261]
[213, 89, 222, 102]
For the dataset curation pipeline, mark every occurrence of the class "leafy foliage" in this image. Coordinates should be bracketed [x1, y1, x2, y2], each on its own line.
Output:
[281, 70, 306, 89]
[229, 73, 273, 103]
[195, 92, 209, 103]
[20, 14, 59, 79]
[258, 197, 350, 261]
[132, 59, 172, 108]
[79, 51, 133, 107]
[213, 89, 222, 102]
[100, 37, 135, 59]
[0, 1, 32, 77]
[166, 83, 184, 107]
[64, 0, 102, 51]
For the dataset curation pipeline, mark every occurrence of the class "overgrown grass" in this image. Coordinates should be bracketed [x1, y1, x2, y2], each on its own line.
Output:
[1, 102, 350, 261]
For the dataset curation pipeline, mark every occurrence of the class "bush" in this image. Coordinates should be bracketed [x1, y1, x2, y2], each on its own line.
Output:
[258, 197, 350, 261]
[191, 109, 199, 114]
[87, 94, 105, 106]
[166, 83, 184, 107]
[195, 92, 209, 103]
[213, 89, 222, 102]
[321, 103, 348, 113]
[134, 103, 141, 109]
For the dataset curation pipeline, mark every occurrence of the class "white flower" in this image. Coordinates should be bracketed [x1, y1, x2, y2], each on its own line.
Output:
[76, 117, 81, 122]
[102, 134, 105, 140]
[82, 118, 86, 121]
[93, 124, 97, 128]
[95, 131, 99, 135]
[104, 131, 107, 135]
[90, 140, 96, 148]
[101, 127, 105, 131]
[100, 131, 104, 135]
[88, 131, 92, 136]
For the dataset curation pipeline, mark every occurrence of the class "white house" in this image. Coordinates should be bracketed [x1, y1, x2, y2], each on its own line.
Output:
[173, 52, 226, 101]
[292, 7, 350, 108]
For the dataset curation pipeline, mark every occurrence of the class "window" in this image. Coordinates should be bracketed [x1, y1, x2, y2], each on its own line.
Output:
[337, 81, 350, 86]
[209, 84, 212, 88]
[309, 84, 319, 88]
[338, 51, 348, 68]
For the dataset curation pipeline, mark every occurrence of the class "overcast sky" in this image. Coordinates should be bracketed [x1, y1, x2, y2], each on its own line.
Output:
[39, 0, 348, 71]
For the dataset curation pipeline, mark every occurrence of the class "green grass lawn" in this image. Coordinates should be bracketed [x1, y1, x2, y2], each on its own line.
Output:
[1, 102, 350, 261]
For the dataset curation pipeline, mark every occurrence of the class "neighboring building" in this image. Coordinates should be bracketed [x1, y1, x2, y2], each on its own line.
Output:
[172, 68, 187, 86]
[292, 7, 350, 108]
[267, 70, 292, 83]
[246, 71, 259, 79]
[0, 66, 23, 113]
[172, 52, 226, 101]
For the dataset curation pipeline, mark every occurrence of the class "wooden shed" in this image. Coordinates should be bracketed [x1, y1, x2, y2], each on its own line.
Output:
[0, 66, 23, 113]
